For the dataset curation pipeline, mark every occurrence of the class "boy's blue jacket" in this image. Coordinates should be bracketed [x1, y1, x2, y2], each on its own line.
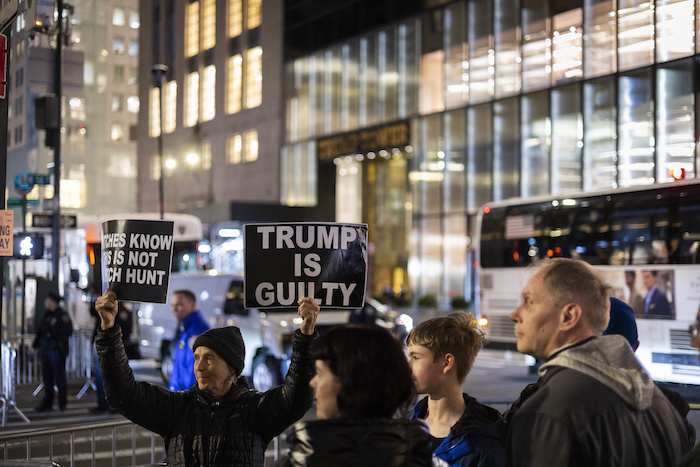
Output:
[409, 393, 506, 467]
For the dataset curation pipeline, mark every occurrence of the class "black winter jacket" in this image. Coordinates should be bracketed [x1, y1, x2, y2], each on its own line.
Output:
[96, 325, 316, 467]
[280, 418, 435, 467]
[506, 336, 695, 467]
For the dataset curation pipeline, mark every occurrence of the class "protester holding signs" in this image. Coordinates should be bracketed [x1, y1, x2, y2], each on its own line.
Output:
[95, 289, 319, 466]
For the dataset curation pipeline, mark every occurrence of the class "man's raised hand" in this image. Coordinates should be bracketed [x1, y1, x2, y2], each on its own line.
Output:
[297, 297, 319, 335]
[95, 289, 118, 330]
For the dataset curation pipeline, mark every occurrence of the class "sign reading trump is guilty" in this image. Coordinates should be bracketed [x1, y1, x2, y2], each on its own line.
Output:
[101, 219, 175, 303]
[244, 222, 367, 309]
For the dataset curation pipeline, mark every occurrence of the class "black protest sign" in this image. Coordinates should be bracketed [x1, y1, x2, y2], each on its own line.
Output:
[101, 219, 175, 303]
[244, 222, 368, 309]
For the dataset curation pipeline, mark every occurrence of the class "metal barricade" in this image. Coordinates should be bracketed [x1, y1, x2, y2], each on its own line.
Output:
[1, 330, 95, 424]
[0, 343, 30, 428]
[0, 419, 161, 467]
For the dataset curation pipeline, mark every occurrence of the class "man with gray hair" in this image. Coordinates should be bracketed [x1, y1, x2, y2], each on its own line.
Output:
[505, 258, 694, 467]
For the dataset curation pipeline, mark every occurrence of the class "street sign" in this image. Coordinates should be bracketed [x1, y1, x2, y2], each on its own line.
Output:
[6, 197, 39, 206]
[33, 174, 51, 185]
[32, 213, 77, 228]
[14, 171, 34, 196]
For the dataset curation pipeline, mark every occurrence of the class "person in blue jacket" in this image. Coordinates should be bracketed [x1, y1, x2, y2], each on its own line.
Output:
[169, 289, 210, 391]
[407, 312, 506, 467]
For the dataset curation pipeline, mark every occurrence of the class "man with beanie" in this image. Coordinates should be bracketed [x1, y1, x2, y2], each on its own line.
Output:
[95, 288, 319, 466]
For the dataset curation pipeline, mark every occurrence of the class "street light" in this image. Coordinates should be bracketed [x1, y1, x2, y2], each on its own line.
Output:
[151, 64, 169, 219]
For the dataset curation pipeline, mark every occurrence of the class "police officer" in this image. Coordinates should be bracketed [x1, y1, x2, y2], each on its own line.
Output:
[33, 291, 73, 412]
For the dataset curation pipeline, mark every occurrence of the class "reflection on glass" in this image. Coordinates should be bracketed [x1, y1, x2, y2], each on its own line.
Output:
[584, 0, 616, 78]
[551, 7, 583, 84]
[467, 0, 494, 101]
[656, 0, 694, 62]
[419, 216, 442, 298]
[399, 20, 421, 118]
[336, 158, 362, 223]
[521, 92, 550, 196]
[618, 69, 654, 186]
[551, 84, 582, 193]
[444, 109, 466, 213]
[618, 0, 653, 71]
[583, 78, 617, 190]
[656, 60, 695, 182]
[493, 98, 519, 200]
[360, 36, 379, 127]
[281, 142, 317, 206]
[309, 53, 322, 137]
[522, 0, 550, 91]
[444, 2, 468, 108]
[326, 47, 342, 134]
[416, 114, 443, 215]
[379, 28, 399, 123]
[494, 0, 521, 97]
[444, 214, 468, 301]
[341, 42, 359, 132]
[467, 104, 492, 211]
[420, 50, 445, 115]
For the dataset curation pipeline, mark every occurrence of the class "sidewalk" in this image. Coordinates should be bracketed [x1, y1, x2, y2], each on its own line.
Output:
[1, 377, 121, 433]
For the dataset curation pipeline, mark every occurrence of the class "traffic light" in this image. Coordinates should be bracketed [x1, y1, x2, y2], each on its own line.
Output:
[13, 234, 45, 259]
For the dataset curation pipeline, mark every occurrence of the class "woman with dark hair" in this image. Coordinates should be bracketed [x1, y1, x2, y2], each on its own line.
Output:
[281, 324, 436, 466]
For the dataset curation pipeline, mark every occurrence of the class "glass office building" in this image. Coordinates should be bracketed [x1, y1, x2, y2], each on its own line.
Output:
[282, 0, 698, 306]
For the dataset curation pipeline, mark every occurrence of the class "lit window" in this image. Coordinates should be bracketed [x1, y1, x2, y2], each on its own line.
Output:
[185, 72, 200, 127]
[201, 141, 212, 170]
[229, 0, 242, 38]
[245, 47, 262, 108]
[111, 95, 124, 112]
[186, 1, 200, 58]
[113, 38, 125, 55]
[128, 67, 138, 85]
[149, 87, 161, 137]
[228, 134, 242, 164]
[129, 12, 140, 29]
[112, 8, 126, 26]
[127, 96, 140, 114]
[227, 55, 242, 114]
[202, 0, 216, 50]
[164, 82, 177, 133]
[151, 154, 161, 180]
[128, 40, 139, 56]
[111, 124, 125, 142]
[201, 65, 216, 122]
[244, 129, 258, 161]
[247, 0, 262, 29]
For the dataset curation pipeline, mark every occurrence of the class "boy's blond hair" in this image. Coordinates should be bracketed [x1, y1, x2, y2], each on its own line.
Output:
[406, 312, 486, 383]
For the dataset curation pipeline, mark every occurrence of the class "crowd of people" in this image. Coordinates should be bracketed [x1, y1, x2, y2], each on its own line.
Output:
[83, 257, 699, 466]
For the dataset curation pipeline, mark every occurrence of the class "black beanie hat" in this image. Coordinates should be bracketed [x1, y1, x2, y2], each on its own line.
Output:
[193, 326, 245, 375]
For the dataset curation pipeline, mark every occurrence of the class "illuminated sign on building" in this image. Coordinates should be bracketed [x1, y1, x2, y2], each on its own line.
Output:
[317, 121, 410, 160]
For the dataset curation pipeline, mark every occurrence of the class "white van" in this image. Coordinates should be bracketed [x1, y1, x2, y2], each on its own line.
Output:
[137, 272, 398, 391]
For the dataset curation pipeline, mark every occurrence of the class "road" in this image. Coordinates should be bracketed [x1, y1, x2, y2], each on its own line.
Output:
[1, 350, 699, 466]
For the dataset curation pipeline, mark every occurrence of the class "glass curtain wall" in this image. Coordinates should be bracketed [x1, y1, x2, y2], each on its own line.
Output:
[282, 0, 700, 304]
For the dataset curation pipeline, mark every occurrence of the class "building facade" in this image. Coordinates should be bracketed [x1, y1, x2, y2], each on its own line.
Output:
[6, 0, 140, 217]
[137, 0, 282, 223]
[282, 0, 699, 306]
